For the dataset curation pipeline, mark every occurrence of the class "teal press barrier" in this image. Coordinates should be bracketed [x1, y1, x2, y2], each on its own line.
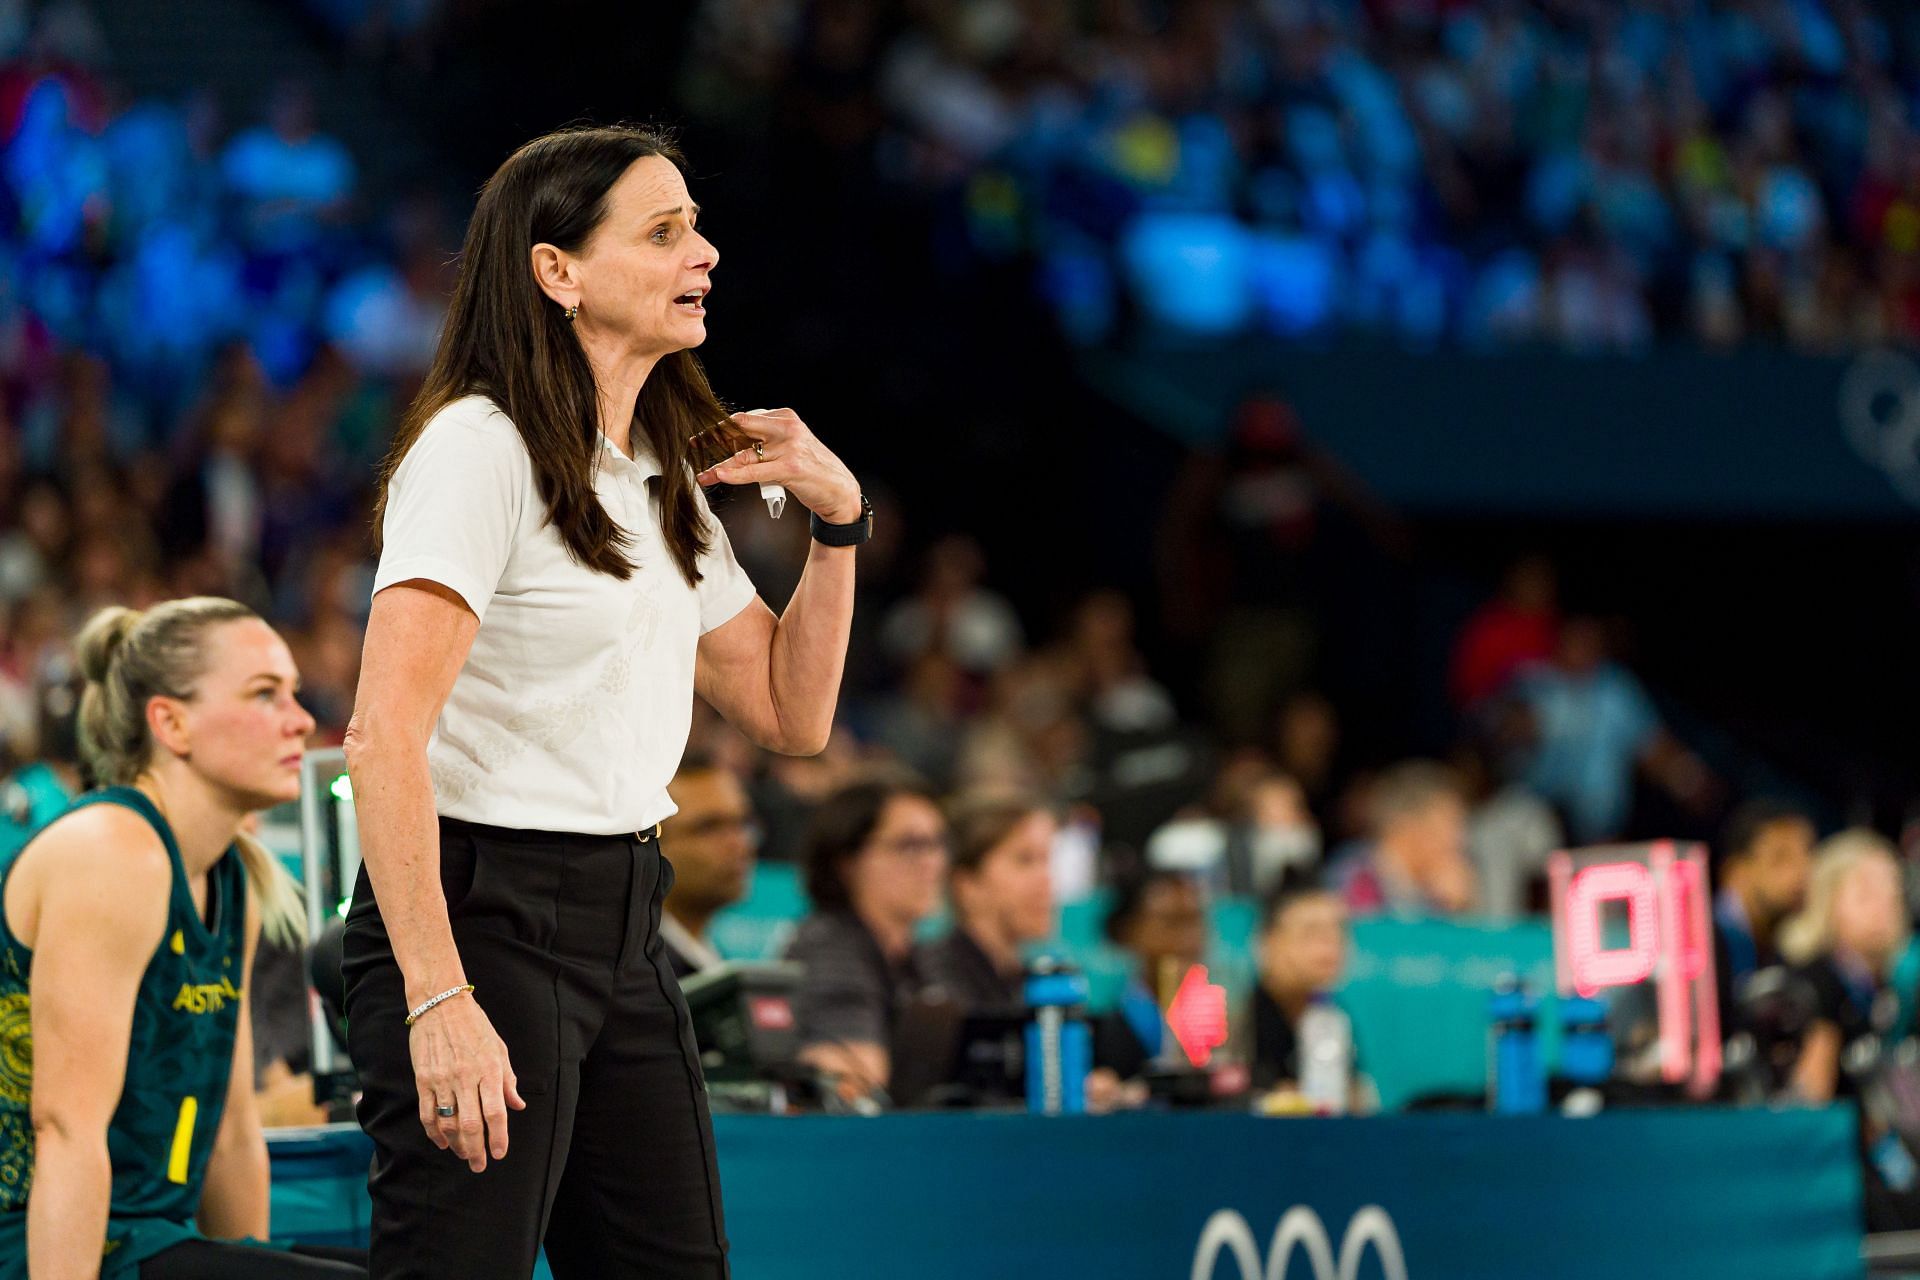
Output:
[270, 1108, 1860, 1280]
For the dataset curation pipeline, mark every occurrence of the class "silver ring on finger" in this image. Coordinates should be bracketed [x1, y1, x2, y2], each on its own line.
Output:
[752, 439, 765, 461]
[436, 1103, 457, 1118]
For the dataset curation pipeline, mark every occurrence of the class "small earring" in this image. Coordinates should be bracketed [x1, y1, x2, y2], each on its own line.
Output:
[565, 303, 579, 323]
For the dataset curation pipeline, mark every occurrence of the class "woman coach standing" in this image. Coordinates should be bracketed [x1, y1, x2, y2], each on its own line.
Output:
[341, 125, 866, 1278]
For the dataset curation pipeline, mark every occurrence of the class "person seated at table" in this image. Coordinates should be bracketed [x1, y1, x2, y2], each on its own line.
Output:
[917, 791, 1056, 1010]
[1101, 868, 1209, 1071]
[911, 793, 1145, 1110]
[1330, 761, 1476, 919]
[659, 751, 762, 980]
[1712, 797, 1815, 1034]
[1246, 876, 1350, 1090]
[785, 774, 948, 1097]
[1776, 830, 1920, 1232]
[1778, 831, 1908, 1104]
[0, 598, 368, 1279]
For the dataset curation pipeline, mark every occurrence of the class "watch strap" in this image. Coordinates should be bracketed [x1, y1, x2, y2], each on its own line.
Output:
[810, 495, 873, 547]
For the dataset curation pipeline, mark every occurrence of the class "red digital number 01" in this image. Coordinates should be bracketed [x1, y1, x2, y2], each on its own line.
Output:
[1552, 844, 1720, 1095]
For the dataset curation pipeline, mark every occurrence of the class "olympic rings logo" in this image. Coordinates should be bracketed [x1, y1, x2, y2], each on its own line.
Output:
[1191, 1206, 1409, 1280]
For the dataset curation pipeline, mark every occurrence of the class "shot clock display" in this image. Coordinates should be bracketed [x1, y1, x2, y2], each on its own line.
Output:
[1547, 842, 1721, 1097]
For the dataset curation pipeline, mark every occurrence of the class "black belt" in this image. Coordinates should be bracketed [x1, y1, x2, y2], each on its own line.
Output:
[636, 823, 662, 843]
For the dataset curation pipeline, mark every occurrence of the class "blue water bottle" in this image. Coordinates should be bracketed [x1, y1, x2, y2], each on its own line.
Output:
[1025, 959, 1091, 1115]
[1488, 979, 1546, 1115]
[1558, 995, 1613, 1088]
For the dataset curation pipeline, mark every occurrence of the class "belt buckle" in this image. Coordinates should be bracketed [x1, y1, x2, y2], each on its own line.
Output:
[637, 823, 661, 844]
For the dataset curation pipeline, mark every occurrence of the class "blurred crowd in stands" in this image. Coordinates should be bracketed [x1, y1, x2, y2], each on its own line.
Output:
[0, 2, 438, 816]
[684, 0, 1920, 348]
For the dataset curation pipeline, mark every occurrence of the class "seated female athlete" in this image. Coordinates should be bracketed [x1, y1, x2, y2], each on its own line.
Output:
[0, 597, 367, 1279]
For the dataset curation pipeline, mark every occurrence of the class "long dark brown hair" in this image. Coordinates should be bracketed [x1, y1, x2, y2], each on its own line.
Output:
[375, 124, 722, 586]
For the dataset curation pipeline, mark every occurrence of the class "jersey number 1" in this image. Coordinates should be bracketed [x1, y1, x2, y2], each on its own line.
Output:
[167, 1097, 198, 1185]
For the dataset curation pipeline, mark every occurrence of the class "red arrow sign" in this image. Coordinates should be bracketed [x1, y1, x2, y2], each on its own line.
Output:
[1167, 964, 1229, 1067]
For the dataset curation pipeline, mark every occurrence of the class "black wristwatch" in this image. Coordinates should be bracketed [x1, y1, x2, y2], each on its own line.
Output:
[810, 494, 873, 547]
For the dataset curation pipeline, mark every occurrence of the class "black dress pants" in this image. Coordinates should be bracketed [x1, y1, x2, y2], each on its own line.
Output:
[341, 817, 729, 1279]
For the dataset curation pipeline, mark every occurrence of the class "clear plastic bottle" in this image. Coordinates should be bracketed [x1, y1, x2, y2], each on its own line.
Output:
[1298, 996, 1352, 1116]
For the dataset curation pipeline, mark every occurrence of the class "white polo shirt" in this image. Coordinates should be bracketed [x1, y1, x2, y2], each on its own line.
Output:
[373, 394, 759, 834]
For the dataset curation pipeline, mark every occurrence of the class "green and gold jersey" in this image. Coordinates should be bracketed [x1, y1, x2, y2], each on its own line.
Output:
[0, 786, 248, 1278]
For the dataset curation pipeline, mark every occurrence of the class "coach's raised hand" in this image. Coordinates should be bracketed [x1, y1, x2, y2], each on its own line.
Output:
[697, 408, 862, 524]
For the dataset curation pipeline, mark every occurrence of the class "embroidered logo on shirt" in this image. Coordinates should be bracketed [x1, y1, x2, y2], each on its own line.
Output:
[439, 581, 675, 795]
